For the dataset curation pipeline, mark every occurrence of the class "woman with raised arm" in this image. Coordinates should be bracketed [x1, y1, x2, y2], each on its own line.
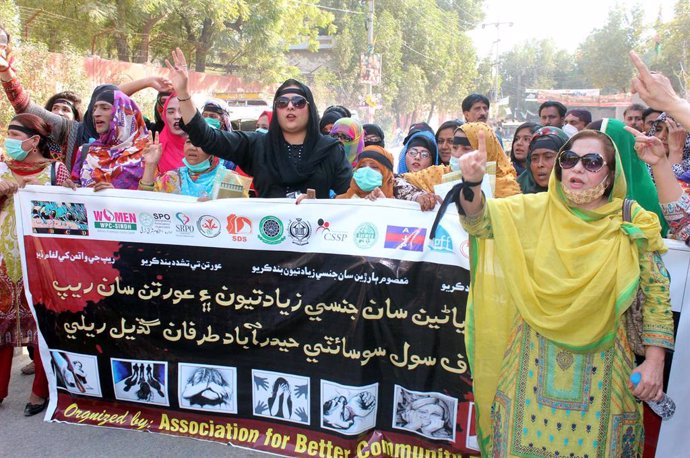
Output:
[459, 129, 674, 456]
[166, 48, 351, 198]
[0, 113, 70, 416]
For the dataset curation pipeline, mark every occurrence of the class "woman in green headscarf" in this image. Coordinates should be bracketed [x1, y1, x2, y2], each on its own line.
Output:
[517, 126, 568, 194]
[457, 129, 674, 457]
[589, 118, 668, 236]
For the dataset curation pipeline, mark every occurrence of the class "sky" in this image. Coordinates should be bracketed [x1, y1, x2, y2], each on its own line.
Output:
[468, 0, 675, 59]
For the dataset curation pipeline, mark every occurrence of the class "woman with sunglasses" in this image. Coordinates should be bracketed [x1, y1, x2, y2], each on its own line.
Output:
[516, 126, 568, 194]
[458, 129, 673, 457]
[330, 117, 364, 164]
[0, 113, 70, 416]
[166, 49, 351, 198]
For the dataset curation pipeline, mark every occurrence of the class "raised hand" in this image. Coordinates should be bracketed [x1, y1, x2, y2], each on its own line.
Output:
[629, 51, 682, 114]
[666, 118, 688, 165]
[164, 48, 190, 98]
[459, 129, 487, 183]
[142, 132, 163, 166]
[624, 125, 666, 166]
[149, 76, 173, 93]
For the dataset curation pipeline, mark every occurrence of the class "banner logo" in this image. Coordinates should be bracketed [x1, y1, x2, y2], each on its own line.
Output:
[226, 214, 252, 234]
[428, 225, 453, 253]
[317, 218, 348, 242]
[197, 215, 222, 238]
[353, 223, 378, 249]
[384, 226, 426, 252]
[93, 209, 137, 231]
[288, 218, 312, 246]
[175, 212, 195, 236]
[258, 216, 285, 245]
[30, 201, 89, 236]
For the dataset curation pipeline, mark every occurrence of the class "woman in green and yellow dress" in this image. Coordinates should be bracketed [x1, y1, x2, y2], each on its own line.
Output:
[457, 129, 674, 457]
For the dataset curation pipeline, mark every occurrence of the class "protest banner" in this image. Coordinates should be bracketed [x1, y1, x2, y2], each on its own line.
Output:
[15, 186, 476, 457]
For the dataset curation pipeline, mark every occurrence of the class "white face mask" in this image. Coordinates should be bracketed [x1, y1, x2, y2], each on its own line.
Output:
[562, 124, 579, 138]
[449, 155, 461, 172]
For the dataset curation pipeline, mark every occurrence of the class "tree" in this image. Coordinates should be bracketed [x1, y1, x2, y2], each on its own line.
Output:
[498, 40, 583, 119]
[575, 6, 645, 93]
[318, 0, 483, 131]
[654, 0, 690, 95]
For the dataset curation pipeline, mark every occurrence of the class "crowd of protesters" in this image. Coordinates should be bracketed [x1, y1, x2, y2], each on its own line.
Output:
[0, 22, 688, 456]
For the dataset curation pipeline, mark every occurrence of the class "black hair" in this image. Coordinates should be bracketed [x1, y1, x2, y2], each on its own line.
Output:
[510, 122, 540, 162]
[44, 91, 82, 122]
[435, 120, 463, 141]
[623, 103, 646, 116]
[461, 94, 490, 113]
[642, 107, 662, 122]
[539, 100, 567, 117]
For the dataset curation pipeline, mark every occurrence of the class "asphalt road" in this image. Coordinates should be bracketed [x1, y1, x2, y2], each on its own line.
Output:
[0, 348, 274, 458]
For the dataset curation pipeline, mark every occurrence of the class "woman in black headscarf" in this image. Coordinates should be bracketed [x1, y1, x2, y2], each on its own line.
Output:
[168, 49, 351, 198]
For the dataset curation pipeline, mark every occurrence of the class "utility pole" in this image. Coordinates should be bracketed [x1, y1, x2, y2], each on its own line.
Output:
[365, 0, 375, 123]
[481, 21, 513, 119]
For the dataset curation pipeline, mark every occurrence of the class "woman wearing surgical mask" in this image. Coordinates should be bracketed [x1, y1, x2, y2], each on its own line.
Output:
[401, 123, 521, 199]
[256, 110, 272, 134]
[333, 146, 438, 211]
[0, 113, 68, 416]
[139, 130, 226, 198]
[336, 146, 395, 199]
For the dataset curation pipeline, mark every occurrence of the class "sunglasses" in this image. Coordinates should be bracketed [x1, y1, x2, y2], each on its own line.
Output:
[407, 148, 431, 159]
[558, 150, 607, 173]
[331, 133, 354, 143]
[275, 95, 308, 109]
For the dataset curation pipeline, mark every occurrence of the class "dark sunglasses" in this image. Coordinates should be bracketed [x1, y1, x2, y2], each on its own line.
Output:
[275, 95, 308, 109]
[331, 132, 354, 142]
[558, 150, 607, 173]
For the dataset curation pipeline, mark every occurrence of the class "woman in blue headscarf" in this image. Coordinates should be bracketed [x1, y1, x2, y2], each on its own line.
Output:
[397, 130, 439, 173]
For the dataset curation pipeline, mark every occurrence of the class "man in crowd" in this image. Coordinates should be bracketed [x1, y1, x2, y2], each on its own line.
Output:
[623, 103, 646, 132]
[563, 109, 592, 131]
[462, 93, 490, 123]
[539, 100, 567, 128]
[643, 107, 663, 133]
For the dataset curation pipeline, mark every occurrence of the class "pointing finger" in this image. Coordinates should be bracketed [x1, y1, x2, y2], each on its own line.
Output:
[477, 129, 487, 161]
[629, 51, 652, 82]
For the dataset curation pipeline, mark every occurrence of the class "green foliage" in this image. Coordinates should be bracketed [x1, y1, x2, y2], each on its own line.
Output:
[315, 0, 483, 126]
[575, 5, 645, 93]
[652, 0, 690, 95]
[498, 39, 581, 117]
[0, 40, 90, 126]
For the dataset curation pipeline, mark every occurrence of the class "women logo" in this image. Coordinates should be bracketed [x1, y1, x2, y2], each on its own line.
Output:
[258, 216, 285, 245]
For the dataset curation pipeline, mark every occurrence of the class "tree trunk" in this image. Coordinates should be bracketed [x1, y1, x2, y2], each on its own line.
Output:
[132, 15, 164, 64]
[194, 17, 215, 72]
[426, 102, 436, 124]
[115, 33, 130, 62]
[115, 0, 130, 62]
